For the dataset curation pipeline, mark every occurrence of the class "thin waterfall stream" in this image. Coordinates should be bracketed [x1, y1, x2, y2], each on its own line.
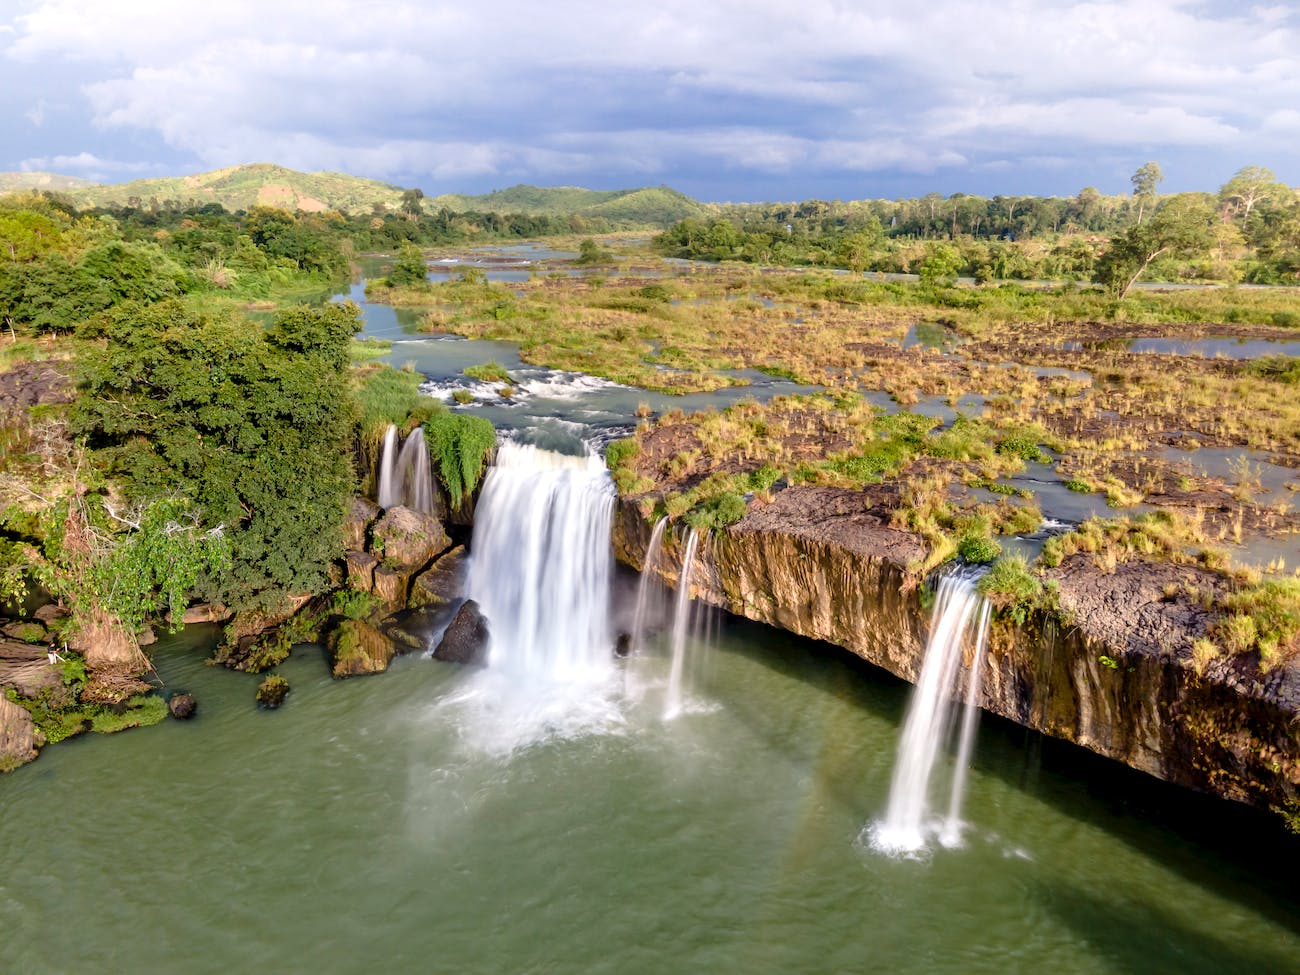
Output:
[869, 567, 992, 856]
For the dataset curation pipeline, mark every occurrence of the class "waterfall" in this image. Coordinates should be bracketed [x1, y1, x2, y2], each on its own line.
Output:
[467, 441, 615, 681]
[377, 424, 402, 508]
[399, 427, 436, 515]
[663, 527, 701, 720]
[870, 568, 991, 856]
[629, 517, 669, 654]
[376, 424, 437, 515]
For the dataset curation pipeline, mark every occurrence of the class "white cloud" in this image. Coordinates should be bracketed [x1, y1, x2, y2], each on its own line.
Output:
[3, 1, 1298, 191]
[19, 151, 154, 175]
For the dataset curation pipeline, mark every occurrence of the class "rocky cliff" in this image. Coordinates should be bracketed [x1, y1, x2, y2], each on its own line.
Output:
[613, 487, 1300, 818]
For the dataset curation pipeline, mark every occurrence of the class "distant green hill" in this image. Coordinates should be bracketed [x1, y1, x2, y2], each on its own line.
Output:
[0, 163, 709, 226]
[429, 183, 709, 227]
[0, 172, 95, 194]
[50, 163, 407, 214]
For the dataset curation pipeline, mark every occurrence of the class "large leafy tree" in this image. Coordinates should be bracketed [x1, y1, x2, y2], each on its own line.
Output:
[1094, 195, 1215, 298]
[73, 299, 362, 611]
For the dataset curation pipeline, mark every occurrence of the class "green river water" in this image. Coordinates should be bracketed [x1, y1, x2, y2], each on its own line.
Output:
[2, 614, 1298, 974]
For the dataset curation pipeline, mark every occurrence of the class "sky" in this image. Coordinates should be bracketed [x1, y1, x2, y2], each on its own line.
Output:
[2, 0, 1298, 202]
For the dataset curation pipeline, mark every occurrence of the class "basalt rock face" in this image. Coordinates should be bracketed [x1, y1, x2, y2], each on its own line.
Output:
[613, 489, 1300, 815]
[0, 694, 43, 771]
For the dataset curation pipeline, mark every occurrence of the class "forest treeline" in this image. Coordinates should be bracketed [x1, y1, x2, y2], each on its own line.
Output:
[655, 166, 1300, 288]
[0, 190, 607, 336]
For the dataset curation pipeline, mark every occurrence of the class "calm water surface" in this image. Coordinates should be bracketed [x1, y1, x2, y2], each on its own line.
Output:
[2, 619, 1298, 974]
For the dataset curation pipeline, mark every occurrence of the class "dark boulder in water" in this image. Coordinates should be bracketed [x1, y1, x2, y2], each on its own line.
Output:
[433, 600, 489, 666]
[168, 693, 198, 720]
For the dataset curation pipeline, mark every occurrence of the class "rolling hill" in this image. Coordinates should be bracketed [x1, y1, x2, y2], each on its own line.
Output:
[49, 163, 408, 214]
[428, 183, 709, 226]
[0, 163, 709, 227]
[0, 172, 95, 194]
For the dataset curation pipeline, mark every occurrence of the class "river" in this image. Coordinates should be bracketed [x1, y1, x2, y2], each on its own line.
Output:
[2, 250, 1298, 973]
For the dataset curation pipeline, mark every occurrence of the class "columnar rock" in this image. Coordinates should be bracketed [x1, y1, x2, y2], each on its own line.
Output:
[345, 550, 379, 592]
[343, 497, 381, 551]
[0, 694, 42, 771]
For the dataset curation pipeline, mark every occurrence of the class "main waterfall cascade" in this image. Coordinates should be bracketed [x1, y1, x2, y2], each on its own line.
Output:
[376, 423, 437, 514]
[466, 441, 616, 680]
[869, 568, 992, 856]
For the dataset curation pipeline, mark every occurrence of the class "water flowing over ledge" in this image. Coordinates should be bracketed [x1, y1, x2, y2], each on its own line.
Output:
[611, 486, 1300, 815]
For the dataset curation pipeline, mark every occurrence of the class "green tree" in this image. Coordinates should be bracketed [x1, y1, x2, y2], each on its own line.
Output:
[1130, 161, 1164, 225]
[1094, 194, 1215, 298]
[400, 187, 425, 220]
[73, 300, 362, 611]
[386, 243, 430, 287]
[1218, 165, 1284, 225]
[918, 242, 963, 287]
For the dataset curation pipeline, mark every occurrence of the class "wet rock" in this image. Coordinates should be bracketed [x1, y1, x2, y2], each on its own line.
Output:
[433, 600, 489, 666]
[614, 632, 631, 657]
[371, 505, 451, 569]
[168, 693, 197, 720]
[256, 675, 290, 709]
[0, 693, 42, 771]
[409, 546, 468, 609]
[386, 623, 426, 652]
[327, 619, 398, 677]
[344, 496, 381, 551]
[136, 627, 157, 647]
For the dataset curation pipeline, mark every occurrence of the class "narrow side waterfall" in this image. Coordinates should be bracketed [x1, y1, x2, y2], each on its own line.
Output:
[375, 424, 437, 514]
[467, 441, 615, 682]
[629, 517, 669, 654]
[376, 424, 401, 508]
[663, 528, 701, 720]
[870, 568, 991, 856]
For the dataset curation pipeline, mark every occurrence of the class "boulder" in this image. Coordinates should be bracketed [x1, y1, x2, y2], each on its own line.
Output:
[409, 546, 468, 609]
[180, 603, 230, 624]
[1, 621, 47, 644]
[256, 675, 290, 709]
[33, 604, 69, 626]
[328, 619, 398, 677]
[346, 550, 379, 593]
[168, 693, 197, 720]
[137, 627, 157, 647]
[433, 600, 490, 666]
[371, 505, 451, 569]
[373, 564, 416, 612]
[386, 623, 426, 652]
[344, 496, 381, 551]
[0, 694, 42, 772]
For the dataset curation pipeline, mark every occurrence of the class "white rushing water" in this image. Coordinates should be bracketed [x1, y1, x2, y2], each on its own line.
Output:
[630, 517, 669, 655]
[663, 527, 701, 720]
[376, 424, 437, 514]
[870, 568, 991, 856]
[446, 441, 622, 754]
[467, 441, 616, 681]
